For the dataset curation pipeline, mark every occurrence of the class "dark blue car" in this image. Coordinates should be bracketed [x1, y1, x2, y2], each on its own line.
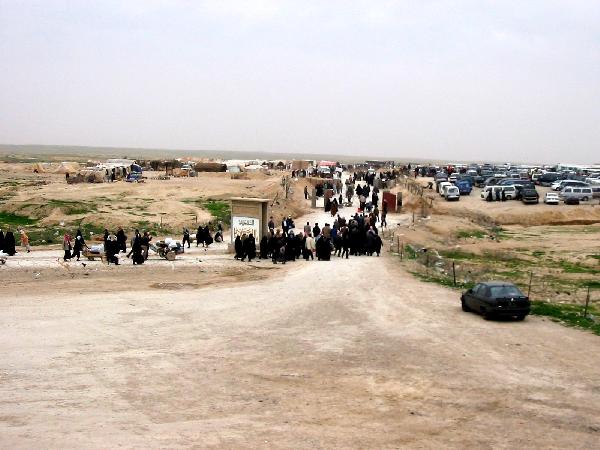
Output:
[461, 282, 530, 320]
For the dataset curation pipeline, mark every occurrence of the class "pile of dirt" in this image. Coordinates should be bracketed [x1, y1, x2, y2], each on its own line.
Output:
[493, 207, 600, 226]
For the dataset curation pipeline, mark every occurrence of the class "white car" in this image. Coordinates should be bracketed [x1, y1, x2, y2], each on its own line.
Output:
[544, 192, 560, 204]
[439, 181, 452, 196]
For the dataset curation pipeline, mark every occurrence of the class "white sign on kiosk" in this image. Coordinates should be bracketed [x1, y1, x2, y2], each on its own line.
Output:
[232, 216, 260, 239]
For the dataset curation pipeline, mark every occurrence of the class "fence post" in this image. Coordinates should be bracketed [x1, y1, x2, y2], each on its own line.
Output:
[452, 262, 456, 286]
[527, 271, 533, 298]
[584, 286, 591, 318]
[400, 241, 403, 260]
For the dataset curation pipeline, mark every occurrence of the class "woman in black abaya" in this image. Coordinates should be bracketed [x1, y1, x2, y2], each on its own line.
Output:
[3, 230, 16, 256]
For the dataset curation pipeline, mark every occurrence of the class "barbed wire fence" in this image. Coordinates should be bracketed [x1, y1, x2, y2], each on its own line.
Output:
[388, 235, 598, 312]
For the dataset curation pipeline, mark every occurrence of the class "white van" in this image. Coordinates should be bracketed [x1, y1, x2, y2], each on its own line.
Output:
[480, 185, 503, 200]
[560, 187, 593, 201]
[443, 186, 460, 201]
[501, 185, 517, 200]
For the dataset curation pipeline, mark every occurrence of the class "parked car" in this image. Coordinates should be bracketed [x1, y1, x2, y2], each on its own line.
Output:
[455, 179, 473, 195]
[473, 176, 486, 188]
[434, 172, 448, 182]
[592, 186, 600, 199]
[480, 185, 503, 200]
[564, 197, 580, 205]
[559, 186, 593, 202]
[461, 282, 530, 320]
[443, 185, 460, 201]
[537, 172, 561, 186]
[449, 173, 458, 183]
[497, 178, 521, 186]
[552, 180, 589, 191]
[438, 181, 452, 196]
[521, 187, 539, 204]
[484, 177, 502, 186]
[501, 185, 517, 199]
[544, 192, 560, 204]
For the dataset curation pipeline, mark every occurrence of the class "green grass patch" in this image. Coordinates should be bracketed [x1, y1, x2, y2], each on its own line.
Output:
[403, 244, 418, 259]
[532, 250, 545, 257]
[203, 200, 230, 225]
[0, 212, 38, 227]
[132, 220, 166, 234]
[456, 229, 487, 239]
[531, 301, 600, 336]
[558, 260, 600, 274]
[439, 249, 475, 260]
[409, 270, 475, 290]
[47, 199, 96, 215]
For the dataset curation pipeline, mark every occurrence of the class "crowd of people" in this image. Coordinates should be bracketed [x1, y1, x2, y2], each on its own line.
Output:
[233, 210, 383, 264]
[1, 170, 394, 266]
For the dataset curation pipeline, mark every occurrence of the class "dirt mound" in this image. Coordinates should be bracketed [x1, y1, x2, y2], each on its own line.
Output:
[494, 207, 600, 226]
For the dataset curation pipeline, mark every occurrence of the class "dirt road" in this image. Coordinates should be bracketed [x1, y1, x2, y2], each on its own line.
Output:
[1, 252, 599, 449]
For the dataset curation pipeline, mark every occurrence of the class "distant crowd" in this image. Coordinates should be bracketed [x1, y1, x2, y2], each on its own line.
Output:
[233, 209, 384, 264]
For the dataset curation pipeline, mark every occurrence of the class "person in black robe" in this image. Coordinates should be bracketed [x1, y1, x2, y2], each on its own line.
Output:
[105, 235, 119, 265]
[196, 225, 204, 247]
[356, 184, 363, 197]
[72, 229, 85, 261]
[4, 230, 16, 256]
[317, 236, 331, 261]
[131, 232, 144, 264]
[330, 198, 338, 217]
[259, 235, 268, 259]
[366, 229, 376, 256]
[116, 227, 128, 253]
[242, 234, 256, 262]
[182, 228, 191, 249]
[341, 226, 350, 259]
[0, 229, 4, 252]
[295, 233, 303, 259]
[203, 225, 213, 247]
[373, 232, 382, 257]
[234, 235, 243, 259]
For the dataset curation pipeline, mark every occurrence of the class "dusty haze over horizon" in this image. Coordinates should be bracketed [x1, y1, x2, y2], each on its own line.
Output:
[1, 1, 599, 164]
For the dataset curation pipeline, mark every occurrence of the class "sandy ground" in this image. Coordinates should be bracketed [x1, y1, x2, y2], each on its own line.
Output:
[1, 206, 600, 448]
[2, 174, 600, 448]
[0, 164, 312, 231]
[1, 251, 600, 449]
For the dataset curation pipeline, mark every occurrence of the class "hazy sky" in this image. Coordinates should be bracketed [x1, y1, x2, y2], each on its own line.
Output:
[1, 1, 599, 163]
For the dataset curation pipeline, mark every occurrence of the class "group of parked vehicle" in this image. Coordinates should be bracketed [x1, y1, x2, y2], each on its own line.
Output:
[428, 163, 600, 205]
